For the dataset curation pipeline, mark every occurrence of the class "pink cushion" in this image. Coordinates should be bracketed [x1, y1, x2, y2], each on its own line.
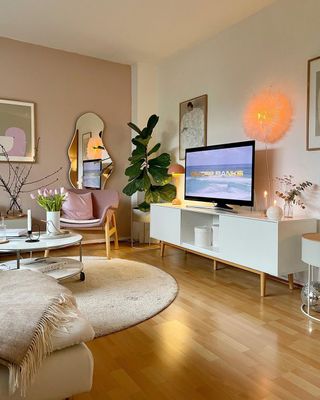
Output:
[62, 191, 94, 220]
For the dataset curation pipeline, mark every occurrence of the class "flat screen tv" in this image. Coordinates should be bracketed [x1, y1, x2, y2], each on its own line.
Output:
[185, 140, 255, 210]
[83, 159, 102, 189]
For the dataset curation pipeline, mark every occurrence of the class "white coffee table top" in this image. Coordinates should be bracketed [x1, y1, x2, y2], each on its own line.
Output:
[0, 233, 82, 253]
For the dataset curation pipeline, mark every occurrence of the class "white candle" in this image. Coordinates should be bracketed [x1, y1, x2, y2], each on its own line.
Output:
[274, 200, 277, 206]
[27, 209, 32, 232]
[263, 191, 268, 210]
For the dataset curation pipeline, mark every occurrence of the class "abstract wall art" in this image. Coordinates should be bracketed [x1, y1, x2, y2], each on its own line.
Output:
[0, 99, 35, 162]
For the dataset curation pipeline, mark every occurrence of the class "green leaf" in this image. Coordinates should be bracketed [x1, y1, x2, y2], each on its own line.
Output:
[131, 139, 145, 153]
[147, 143, 161, 156]
[123, 179, 139, 196]
[129, 142, 146, 163]
[137, 201, 150, 212]
[136, 170, 151, 191]
[148, 165, 171, 184]
[147, 114, 159, 131]
[140, 127, 151, 139]
[129, 153, 145, 164]
[128, 122, 141, 134]
[142, 170, 151, 190]
[145, 187, 161, 203]
[148, 153, 171, 167]
[125, 160, 143, 178]
[132, 136, 150, 147]
[158, 184, 176, 201]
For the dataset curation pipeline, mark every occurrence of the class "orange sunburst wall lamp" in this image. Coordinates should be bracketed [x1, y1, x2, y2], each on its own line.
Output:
[243, 90, 293, 143]
[87, 136, 104, 159]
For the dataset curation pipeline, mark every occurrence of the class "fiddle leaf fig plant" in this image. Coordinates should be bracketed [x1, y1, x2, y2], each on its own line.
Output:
[123, 114, 176, 212]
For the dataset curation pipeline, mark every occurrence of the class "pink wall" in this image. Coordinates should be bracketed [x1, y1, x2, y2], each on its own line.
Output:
[0, 37, 131, 236]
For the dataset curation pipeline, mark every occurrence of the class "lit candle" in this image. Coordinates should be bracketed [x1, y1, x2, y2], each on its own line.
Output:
[263, 190, 268, 210]
[27, 209, 32, 232]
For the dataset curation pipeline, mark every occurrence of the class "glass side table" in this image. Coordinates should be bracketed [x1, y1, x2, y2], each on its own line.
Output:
[301, 233, 320, 322]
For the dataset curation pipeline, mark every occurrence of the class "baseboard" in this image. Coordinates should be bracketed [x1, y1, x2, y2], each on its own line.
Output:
[81, 236, 130, 245]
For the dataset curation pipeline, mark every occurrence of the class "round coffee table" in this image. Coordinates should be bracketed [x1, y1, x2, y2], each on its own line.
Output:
[0, 233, 84, 281]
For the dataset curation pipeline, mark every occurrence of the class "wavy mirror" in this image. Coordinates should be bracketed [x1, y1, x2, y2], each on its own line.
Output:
[68, 112, 113, 189]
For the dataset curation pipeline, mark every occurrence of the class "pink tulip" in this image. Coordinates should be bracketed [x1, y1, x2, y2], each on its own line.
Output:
[54, 189, 59, 195]
[60, 187, 65, 194]
[43, 189, 48, 198]
[38, 189, 43, 196]
[30, 193, 36, 200]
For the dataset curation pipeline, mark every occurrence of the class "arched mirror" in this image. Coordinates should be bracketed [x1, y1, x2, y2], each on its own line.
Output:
[68, 112, 113, 189]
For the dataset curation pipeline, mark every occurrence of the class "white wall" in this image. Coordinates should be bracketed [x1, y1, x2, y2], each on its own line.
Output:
[131, 63, 158, 241]
[157, 0, 320, 216]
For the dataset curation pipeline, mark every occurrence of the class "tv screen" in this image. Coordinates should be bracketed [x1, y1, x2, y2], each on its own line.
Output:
[83, 159, 102, 189]
[185, 140, 255, 208]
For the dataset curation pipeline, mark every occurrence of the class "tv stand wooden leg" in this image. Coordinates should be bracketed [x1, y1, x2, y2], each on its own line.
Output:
[213, 259, 217, 271]
[160, 242, 165, 257]
[288, 273, 294, 290]
[260, 272, 266, 297]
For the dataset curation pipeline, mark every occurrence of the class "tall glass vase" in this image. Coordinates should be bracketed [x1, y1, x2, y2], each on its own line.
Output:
[283, 200, 293, 218]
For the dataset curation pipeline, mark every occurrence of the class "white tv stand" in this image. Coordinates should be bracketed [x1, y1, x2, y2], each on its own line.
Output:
[185, 204, 238, 213]
[150, 203, 317, 296]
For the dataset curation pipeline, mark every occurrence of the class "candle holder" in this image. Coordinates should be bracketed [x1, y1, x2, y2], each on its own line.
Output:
[25, 224, 40, 243]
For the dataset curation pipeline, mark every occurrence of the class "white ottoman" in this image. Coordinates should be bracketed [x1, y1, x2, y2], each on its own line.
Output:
[0, 311, 95, 399]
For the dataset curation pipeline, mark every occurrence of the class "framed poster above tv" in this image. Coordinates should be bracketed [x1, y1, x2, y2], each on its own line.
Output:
[179, 94, 207, 160]
[0, 99, 35, 162]
[307, 56, 320, 150]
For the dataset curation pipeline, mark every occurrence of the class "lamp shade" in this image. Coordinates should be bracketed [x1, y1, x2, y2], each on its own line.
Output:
[243, 90, 292, 144]
[168, 163, 185, 175]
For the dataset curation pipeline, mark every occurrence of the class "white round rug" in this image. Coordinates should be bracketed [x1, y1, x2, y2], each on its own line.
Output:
[64, 257, 178, 337]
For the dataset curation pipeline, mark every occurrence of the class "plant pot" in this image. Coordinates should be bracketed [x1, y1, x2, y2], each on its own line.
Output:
[46, 211, 61, 235]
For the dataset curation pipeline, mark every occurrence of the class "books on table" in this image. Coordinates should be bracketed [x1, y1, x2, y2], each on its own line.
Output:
[6, 229, 27, 237]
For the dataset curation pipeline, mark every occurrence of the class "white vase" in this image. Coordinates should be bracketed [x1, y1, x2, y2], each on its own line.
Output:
[46, 211, 61, 235]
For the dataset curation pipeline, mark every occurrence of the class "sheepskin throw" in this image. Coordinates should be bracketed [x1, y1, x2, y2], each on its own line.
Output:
[0, 270, 77, 396]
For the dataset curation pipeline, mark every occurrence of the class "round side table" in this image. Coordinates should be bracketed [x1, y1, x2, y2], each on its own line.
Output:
[301, 233, 320, 322]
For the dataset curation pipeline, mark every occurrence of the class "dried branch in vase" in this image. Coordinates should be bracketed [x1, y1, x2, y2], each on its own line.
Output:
[275, 175, 313, 209]
[0, 139, 62, 216]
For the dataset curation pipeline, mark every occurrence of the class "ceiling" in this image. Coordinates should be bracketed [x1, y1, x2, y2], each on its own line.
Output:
[0, 0, 275, 64]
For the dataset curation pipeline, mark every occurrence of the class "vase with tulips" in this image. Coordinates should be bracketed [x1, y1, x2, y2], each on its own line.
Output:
[30, 187, 68, 234]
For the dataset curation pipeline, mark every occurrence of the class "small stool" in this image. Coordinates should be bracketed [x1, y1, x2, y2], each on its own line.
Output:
[301, 233, 320, 322]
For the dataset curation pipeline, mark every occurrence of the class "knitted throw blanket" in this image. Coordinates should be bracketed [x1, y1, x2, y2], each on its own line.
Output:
[0, 270, 77, 396]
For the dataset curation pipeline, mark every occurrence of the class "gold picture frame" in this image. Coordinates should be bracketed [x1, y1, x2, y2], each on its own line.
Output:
[307, 56, 320, 150]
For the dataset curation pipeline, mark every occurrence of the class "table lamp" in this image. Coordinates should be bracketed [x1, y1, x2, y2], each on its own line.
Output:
[168, 163, 185, 205]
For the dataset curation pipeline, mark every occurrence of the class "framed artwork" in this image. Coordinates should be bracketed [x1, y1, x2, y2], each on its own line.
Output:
[307, 56, 320, 150]
[179, 94, 207, 160]
[0, 99, 35, 162]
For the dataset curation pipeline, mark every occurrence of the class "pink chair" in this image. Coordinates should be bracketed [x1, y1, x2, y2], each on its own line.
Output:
[60, 189, 119, 259]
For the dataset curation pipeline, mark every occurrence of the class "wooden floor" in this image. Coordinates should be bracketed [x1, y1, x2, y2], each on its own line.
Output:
[53, 242, 320, 400]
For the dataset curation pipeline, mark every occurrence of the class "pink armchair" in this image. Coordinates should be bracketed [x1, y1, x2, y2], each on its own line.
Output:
[60, 189, 119, 259]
